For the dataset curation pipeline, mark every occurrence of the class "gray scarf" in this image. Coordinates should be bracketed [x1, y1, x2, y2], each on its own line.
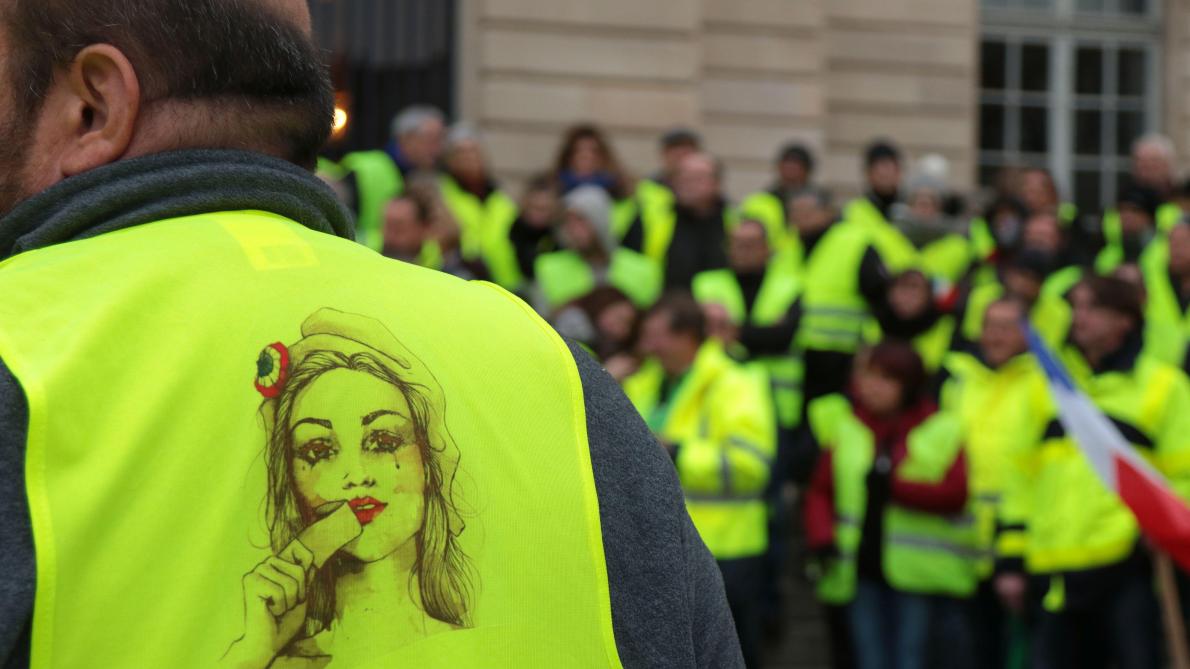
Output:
[0, 149, 353, 260]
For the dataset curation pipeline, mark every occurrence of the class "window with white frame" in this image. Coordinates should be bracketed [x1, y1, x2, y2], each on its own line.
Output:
[980, 0, 1162, 218]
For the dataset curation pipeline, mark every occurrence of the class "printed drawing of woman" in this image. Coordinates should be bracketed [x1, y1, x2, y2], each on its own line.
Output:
[222, 308, 475, 669]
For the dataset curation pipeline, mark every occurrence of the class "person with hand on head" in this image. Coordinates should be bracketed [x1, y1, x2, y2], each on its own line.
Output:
[0, 2, 745, 667]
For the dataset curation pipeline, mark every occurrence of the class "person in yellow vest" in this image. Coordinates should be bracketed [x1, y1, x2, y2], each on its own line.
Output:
[623, 294, 776, 669]
[939, 297, 1052, 669]
[1023, 211, 1084, 300]
[955, 250, 1074, 352]
[692, 217, 804, 634]
[803, 341, 975, 669]
[379, 191, 442, 270]
[507, 174, 562, 282]
[438, 124, 522, 290]
[997, 276, 1190, 669]
[339, 105, 446, 251]
[0, 2, 747, 667]
[739, 143, 815, 253]
[1095, 134, 1182, 265]
[893, 169, 974, 288]
[1095, 185, 1167, 276]
[840, 140, 918, 274]
[622, 152, 734, 291]
[534, 185, 661, 314]
[865, 270, 957, 374]
[629, 128, 702, 241]
[1141, 220, 1190, 369]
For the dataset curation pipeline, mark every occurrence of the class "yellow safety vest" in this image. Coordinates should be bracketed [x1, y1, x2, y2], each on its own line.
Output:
[1014, 348, 1190, 576]
[808, 395, 978, 604]
[0, 211, 622, 668]
[1095, 202, 1183, 275]
[438, 176, 521, 290]
[338, 150, 404, 252]
[798, 221, 873, 354]
[691, 267, 804, 429]
[959, 282, 1072, 351]
[841, 198, 918, 273]
[622, 341, 776, 559]
[738, 191, 794, 257]
[535, 248, 661, 310]
[940, 353, 1052, 579]
[1140, 237, 1190, 366]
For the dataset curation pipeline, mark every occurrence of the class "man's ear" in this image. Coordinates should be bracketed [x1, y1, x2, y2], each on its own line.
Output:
[56, 44, 140, 177]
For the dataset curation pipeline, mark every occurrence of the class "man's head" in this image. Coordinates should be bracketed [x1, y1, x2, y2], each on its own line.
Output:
[1070, 276, 1143, 361]
[776, 143, 814, 190]
[0, 0, 333, 217]
[392, 105, 446, 171]
[1002, 250, 1050, 306]
[382, 193, 431, 259]
[1022, 212, 1064, 255]
[1019, 168, 1059, 215]
[788, 187, 834, 237]
[443, 124, 486, 186]
[639, 293, 706, 377]
[864, 140, 902, 199]
[980, 297, 1028, 368]
[659, 127, 701, 177]
[1117, 186, 1160, 238]
[887, 270, 933, 321]
[673, 152, 721, 211]
[727, 219, 770, 274]
[1132, 133, 1176, 193]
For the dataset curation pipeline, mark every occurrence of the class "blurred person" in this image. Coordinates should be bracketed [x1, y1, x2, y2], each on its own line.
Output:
[1022, 211, 1083, 300]
[999, 276, 1190, 669]
[551, 123, 633, 200]
[1095, 186, 1163, 275]
[803, 341, 975, 669]
[866, 270, 955, 374]
[840, 140, 918, 275]
[0, 1, 747, 667]
[892, 170, 973, 287]
[939, 298, 1052, 669]
[968, 196, 1030, 287]
[692, 218, 804, 631]
[635, 128, 702, 224]
[1141, 219, 1190, 369]
[740, 142, 816, 253]
[957, 250, 1073, 352]
[338, 105, 446, 250]
[623, 294, 776, 669]
[507, 174, 561, 280]
[534, 186, 660, 313]
[625, 152, 734, 291]
[785, 186, 838, 277]
[438, 124, 521, 288]
[380, 191, 439, 268]
[1130, 133, 1178, 199]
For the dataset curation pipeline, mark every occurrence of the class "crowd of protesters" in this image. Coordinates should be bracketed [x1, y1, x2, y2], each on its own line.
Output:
[318, 105, 1190, 669]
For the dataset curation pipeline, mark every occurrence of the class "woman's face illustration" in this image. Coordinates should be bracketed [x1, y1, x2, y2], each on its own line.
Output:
[289, 368, 427, 563]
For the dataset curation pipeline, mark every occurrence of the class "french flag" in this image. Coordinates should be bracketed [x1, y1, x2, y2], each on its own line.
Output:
[1028, 328, 1190, 571]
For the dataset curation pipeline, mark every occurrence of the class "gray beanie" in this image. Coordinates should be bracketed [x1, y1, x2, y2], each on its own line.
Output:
[564, 185, 615, 254]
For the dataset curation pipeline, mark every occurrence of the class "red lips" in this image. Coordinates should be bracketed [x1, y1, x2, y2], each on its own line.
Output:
[347, 496, 388, 526]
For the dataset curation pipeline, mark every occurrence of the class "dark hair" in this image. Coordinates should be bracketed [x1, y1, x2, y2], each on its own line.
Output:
[524, 172, 557, 195]
[552, 123, 631, 196]
[862, 340, 927, 408]
[1080, 275, 1144, 326]
[778, 143, 815, 172]
[865, 139, 902, 168]
[647, 292, 707, 342]
[660, 127, 702, 150]
[390, 192, 431, 227]
[5, 0, 335, 167]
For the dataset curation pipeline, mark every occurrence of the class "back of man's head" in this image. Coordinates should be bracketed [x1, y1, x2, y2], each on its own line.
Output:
[5, 0, 333, 168]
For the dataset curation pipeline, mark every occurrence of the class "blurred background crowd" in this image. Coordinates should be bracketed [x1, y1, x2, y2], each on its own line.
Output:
[316, 105, 1190, 669]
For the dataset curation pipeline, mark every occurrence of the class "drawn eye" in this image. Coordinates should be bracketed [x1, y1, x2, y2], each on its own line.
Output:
[366, 431, 405, 453]
[297, 439, 337, 465]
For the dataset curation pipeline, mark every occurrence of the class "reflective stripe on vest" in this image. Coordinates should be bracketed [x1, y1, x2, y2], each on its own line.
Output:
[799, 223, 872, 353]
[0, 211, 623, 668]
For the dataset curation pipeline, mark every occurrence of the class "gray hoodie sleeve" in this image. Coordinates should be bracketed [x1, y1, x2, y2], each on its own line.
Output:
[567, 342, 743, 668]
[0, 361, 33, 669]
[0, 349, 742, 669]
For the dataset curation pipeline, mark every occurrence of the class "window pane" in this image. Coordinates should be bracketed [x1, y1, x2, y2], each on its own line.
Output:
[1075, 170, 1102, 217]
[981, 104, 1006, 151]
[1120, 0, 1148, 14]
[1076, 47, 1104, 95]
[1076, 110, 1102, 155]
[1076, 0, 1105, 12]
[1020, 106, 1049, 152]
[1117, 111, 1144, 157]
[1021, 44, 1050, 92]
[982, 41, 1007, 91]
[1118, 49, 1147, 97]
